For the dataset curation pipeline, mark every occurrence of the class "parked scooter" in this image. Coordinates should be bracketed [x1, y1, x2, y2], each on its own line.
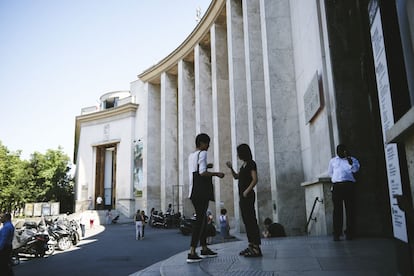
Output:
[150, 211, 167, 228]
[179, 215, 196, 235]
[11, 222, 51, 264]
[67, 219, 80, 246]
[111, 215, 120, 224]
[45, 218, 72, 251]
[165, 212, 181, 228]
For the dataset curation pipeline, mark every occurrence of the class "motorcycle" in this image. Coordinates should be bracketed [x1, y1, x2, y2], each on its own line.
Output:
[165, 212, 181, 228]
[150, 211, 167, 228]
[45, 219, 73, 251]
[179, 215, 196, 235]
[12, 224, 51, 265]
[67, 219, 80, 246]
[111, 215, 120, 224]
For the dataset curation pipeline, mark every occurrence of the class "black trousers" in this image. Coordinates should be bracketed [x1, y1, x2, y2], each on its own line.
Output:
[239, 193, 261, 245]
[0, 245, 13, 276]
[190, 198, 209, 248]
[80, 223, 86, 237]
[332, 181, 356, 237]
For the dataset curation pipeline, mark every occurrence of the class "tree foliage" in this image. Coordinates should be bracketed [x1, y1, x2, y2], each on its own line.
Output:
[0, 142, 74, 215]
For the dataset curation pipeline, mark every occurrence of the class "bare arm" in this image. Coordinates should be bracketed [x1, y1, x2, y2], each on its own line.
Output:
[242, 170, 257, 198]
[200, 171, 224, 178]
[226, 161, 239, 179]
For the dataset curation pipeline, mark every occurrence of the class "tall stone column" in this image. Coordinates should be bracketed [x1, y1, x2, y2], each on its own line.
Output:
[178, 60, 196, 216]
[194, 44, 215, 214]
[143, 83, 161, 212]
[194, 44, 213, 137]
[226, 0, 248, 231]
[160, 72, 178, 213]
[211, 22, 234, 223]
[243, 0, 272, 223]
[260, 0, 305, 235]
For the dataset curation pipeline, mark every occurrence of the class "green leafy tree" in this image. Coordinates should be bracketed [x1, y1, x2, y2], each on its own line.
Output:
[27, 148, 74, 213]
[0, 142, 29, 213]
[0, 141, 74, 214]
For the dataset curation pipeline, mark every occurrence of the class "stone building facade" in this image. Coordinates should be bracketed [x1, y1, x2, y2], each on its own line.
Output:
[75, 0, 414, 272]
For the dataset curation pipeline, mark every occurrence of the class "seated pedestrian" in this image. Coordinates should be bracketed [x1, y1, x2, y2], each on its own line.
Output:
[263, 217, 286, 238]
[219, 208, 230, 241]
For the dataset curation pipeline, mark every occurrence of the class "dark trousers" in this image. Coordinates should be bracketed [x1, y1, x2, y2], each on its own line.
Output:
[190, 198, 209, 248]
[332, 182, 356, 237]
[239, 193, 261, 245]
[80, 224, 86, 237]
[0, 245, 14, 276]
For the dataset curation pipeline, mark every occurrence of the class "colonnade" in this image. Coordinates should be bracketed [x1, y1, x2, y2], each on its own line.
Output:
[133, 0, 306, 234]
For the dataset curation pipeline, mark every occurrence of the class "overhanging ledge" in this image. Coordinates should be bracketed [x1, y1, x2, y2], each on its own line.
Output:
[386, 107, 414, 144]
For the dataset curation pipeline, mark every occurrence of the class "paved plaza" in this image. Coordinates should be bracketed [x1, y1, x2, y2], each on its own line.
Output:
[132, 234, 398, 276]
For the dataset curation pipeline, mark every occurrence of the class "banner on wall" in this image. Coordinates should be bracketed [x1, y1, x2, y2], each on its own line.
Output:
[368, 0, 408, 243]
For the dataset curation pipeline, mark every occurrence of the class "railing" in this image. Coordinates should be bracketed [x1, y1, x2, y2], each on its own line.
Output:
[81, 105, 99, 115]
[305, 196, 324, 234]
[80, 96, 136, 115]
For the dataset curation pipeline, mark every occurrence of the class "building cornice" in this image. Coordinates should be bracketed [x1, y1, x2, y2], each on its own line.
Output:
[74, 103, 138, 163]
[76, 103, 138, 124]
[137, 0, 225, 83]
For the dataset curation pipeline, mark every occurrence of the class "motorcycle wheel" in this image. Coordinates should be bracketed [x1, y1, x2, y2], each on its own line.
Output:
[57, 237, 72, 251]
[10, 254, 20, 266]
[45, 243, 55, 255]
[72, 232, 80, 245]
[36, 250, 46, 258]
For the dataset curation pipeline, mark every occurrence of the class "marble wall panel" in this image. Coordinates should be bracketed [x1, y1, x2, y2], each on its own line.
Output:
[243, 0, 272, 224]
[289, 0, 336, 183]
[261, 0, 305, 234]
[227, 0, 248, 149]
[144, 83, 161, 211]
[211, 22, 234, 224]
[194, 45, 214, 143]
[160, 73, 178, 213]
[178, 60, 196, 217]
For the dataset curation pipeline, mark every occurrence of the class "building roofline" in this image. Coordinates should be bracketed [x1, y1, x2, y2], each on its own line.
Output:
[137, 0, 225, 83]
[73, 103, 138, 163]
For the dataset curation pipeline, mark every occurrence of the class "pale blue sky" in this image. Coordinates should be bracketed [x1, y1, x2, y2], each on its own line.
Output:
[0, 0, 211, 161]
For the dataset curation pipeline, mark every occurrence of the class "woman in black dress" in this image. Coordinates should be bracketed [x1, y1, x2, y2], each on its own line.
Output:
[226, 143, 262, 257]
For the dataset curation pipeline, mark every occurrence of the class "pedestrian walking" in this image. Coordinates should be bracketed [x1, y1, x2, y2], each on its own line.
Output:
[141, 210, 148, 239]
[96, 195, 103, 210]
[134, 210, 143, 240]
[79, 211, 88, 238]
[0, 213, 15, 276]
[106, 209, 112, 225]
[89, 210, 95, 229]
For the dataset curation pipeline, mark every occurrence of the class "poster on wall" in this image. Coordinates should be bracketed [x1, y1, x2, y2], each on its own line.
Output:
[369, 0, 408, 243]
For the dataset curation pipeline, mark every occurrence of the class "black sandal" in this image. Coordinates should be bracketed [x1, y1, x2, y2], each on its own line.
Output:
[243, 246, 262, 257]
[239, 247, 250, 256]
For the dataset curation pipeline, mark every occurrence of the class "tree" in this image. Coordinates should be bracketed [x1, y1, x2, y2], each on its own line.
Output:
[0, 141, 74, 214]
[0, 142, 29, 213]
[27, 147, 74, 213]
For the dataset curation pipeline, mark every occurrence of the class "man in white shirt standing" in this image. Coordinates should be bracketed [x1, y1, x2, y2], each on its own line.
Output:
[186, 133, 224, 263]
[328, 144, 360, 241]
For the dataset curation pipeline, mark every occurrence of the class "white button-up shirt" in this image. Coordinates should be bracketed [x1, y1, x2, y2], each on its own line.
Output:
[328, 156, 360, 183]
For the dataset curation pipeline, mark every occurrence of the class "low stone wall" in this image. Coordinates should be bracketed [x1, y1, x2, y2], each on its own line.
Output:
[301, 177, 333, 236]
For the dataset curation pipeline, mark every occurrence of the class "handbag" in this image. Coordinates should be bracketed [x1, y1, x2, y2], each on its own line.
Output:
[190, 151, 214, 201]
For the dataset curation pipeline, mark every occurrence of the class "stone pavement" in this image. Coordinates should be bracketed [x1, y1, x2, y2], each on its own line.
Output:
[131, 235, 398, 276]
